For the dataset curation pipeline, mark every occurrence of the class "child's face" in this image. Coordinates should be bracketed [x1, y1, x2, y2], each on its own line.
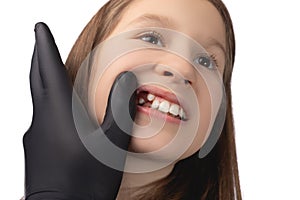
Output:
[92, 0, 226, 164]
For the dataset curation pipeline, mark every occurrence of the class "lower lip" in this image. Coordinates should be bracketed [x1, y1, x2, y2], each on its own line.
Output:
[137, 105, 182, 124]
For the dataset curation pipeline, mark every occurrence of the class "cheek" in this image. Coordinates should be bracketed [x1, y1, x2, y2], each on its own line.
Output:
[93, 51, 156, 124]
[179, 79, 212, 159]
[92, 48, 193, 123]
[94, 72, 115, 124]
[94, 60, 133, 124]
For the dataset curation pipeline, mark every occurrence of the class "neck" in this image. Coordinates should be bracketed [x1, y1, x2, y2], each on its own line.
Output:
[116, 163, 175, 199]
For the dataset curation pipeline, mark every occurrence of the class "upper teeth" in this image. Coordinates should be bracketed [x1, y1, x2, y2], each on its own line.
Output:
[169, 104, 179, 116]
[138, 93, 187, 120]
[159, 101, 170, 113]
[147, 94, 155, 101]
[151, 99, 160, 109]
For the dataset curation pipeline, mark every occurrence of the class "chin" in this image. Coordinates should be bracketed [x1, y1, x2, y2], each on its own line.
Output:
[128, 129, 176, 153]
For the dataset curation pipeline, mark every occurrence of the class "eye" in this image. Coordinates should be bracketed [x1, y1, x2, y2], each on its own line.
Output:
[194, 55, 217, 70]
[138, 31, 165, 47]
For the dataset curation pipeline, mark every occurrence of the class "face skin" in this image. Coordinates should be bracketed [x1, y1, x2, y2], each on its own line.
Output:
[91, 0, 226, 191]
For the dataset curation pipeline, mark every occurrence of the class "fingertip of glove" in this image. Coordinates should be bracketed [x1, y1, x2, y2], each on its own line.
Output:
[34, 22, 55, 43]
[119, 71, 138, 88]
[34, 22, 48, 32]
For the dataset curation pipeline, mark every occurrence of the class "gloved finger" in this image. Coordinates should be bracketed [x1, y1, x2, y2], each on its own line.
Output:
[34, 22, 68, 91]
[29, 44, 43, 102]
[101, 71, 138, 149]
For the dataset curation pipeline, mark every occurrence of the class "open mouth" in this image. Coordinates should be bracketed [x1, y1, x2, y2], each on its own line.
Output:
[136, 85, 187, 122]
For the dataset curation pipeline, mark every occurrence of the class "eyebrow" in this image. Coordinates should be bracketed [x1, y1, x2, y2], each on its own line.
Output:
[126, 13, 226, 55]
[126, 13, 177, 29]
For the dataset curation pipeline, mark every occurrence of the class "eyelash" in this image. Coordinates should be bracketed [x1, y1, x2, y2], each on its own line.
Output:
[138, 31, 165, 47]
[138, 30, 219, 69]
[210, 54, 219, 68]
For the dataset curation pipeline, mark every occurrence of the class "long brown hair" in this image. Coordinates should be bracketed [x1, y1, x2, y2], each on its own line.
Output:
[65, 0, 241, 199]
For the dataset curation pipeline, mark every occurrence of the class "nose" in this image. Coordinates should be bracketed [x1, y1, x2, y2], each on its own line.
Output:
[154, 53, 196, 85]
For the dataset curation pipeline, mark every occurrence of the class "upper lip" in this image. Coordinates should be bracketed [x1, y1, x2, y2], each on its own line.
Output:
[137, 85, 180, 105]
[136, 85, 188, 119]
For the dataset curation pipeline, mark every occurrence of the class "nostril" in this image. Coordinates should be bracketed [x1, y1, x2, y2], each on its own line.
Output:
[163, 71, 173, 76]
[163, 70, 192, 85]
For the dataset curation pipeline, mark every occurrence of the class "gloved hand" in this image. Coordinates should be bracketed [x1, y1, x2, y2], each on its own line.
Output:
[23, 22, 137, 200]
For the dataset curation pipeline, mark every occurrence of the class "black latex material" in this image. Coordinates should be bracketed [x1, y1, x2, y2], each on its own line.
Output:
[23, 22, 137, 200]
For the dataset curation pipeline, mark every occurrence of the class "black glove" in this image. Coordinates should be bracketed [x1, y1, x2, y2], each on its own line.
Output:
[23, 22, 137, 200]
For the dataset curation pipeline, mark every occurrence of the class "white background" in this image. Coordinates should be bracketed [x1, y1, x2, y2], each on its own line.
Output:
[0, 0, 299, 199]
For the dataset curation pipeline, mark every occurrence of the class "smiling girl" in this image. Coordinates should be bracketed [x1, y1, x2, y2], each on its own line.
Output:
[23, 0, 241, 199]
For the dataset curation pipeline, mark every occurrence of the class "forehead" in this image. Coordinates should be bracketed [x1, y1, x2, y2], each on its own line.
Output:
[111, 0, 226, 48]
